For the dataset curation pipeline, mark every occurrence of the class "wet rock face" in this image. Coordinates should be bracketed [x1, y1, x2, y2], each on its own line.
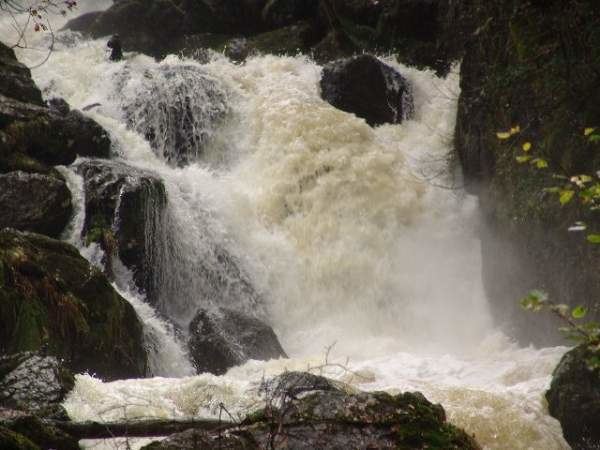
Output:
[261, 0, 320, 28]
[0, 352, 74, 416]
[188, 307, 287, 375]
[142, 371, 480, 450]
[0, 171, 72, 238]
[546, 345, 600, 449]
[320, 54, 413, 126]
[76, 159, 167, 302]
[0, 229, 148, 380]
[122, 65, 229, 167]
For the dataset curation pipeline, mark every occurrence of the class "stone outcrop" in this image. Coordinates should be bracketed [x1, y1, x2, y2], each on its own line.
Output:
[320, 54, 413, 126]
[450, 0, 600, 344]
[142, 371, 480, 449]
[0, 229, 148, 380]
[75, 159, 167, 302]
[188, 307, 287, 375]
[546, 345, 600, 449]
[0, 172, 72, 239]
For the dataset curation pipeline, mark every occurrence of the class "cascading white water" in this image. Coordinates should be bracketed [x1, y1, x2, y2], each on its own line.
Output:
[1, 4, 571, 449]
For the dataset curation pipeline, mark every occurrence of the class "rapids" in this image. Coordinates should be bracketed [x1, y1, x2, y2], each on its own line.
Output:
[1, 3, 570, 449]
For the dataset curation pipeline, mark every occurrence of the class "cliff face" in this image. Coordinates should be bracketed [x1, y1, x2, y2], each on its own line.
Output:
[449, 0, 600, 343]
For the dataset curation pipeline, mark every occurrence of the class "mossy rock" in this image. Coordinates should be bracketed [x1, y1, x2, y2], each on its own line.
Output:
[0, 229, 148, 380]
[142, 371, 480, 450]
[0, 426, 39, 450]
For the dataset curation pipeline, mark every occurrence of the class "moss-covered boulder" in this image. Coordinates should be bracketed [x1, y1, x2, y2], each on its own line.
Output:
[142, 371, 480, 449]
[0, 426, 39, 450]
[0, 171, 72, 238]
[0, 229, 148, 380]
[546, 345, 600, 449]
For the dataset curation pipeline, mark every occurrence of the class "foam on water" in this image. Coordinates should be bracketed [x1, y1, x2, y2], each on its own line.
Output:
[0, 5, 571, 448]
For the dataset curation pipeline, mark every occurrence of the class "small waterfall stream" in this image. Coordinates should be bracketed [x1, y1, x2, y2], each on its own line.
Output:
[0, 4, 571, 449]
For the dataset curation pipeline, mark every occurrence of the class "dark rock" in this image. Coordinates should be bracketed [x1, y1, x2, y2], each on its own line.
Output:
[546, 345, 600, 449]
[261, 0, 319, 28]
[122, 64, 228, 166]
[0, 425, 39, 450]
[0, 229, 148, 380]
[60, 11, 103, 33]
[320, 54, 413, 126]
[0, 93, 111, 167]
[188, 307, 287, 375]
[224, 38, 250, 62]
[0, 43, 43, 106]
[142, 371, 480, 450]
[0, 352, 74, 417]
[2, 416, 78, 450]
[0, 171, 72, 238]
[75, 159, 167, 304]
[245, 20, 319, 57]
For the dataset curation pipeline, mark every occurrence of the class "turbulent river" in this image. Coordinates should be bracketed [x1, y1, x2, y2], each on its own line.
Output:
[2, 2, 571, 449]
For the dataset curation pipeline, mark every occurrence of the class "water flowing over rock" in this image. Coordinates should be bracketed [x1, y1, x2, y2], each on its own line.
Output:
[0, 352, 74, 418]
[0, 229, 148, 380]
[0, 171, 72, 238]
[188, 307, 287, 375]
[75, 159, 167, 303]
[320, 54, 413, 126]
[122, 65, 229, 166]
[141, 371, 480, 449]
[546, 345, 600, 449]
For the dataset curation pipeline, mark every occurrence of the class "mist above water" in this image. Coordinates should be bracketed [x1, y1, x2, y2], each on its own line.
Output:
[0, 5, 571, 448]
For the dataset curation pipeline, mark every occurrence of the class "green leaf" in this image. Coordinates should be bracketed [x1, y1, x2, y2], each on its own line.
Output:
[589, 134, 600, 143]
[520, 290, 548, 311]
[531, 158, 548, 169]
[587, 234, 600, 244]
[559, 190, 575, 205]
[586, 355, 600, 371]
[516, 155, 532, 164]
[543, 187, 561, 193]
[572, 306, 588, 319]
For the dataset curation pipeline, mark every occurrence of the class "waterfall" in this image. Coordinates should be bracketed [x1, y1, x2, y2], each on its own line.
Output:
[2, 10, 571, 448]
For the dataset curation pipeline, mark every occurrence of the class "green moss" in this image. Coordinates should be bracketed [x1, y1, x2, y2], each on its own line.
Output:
[0, 426, 40, 450]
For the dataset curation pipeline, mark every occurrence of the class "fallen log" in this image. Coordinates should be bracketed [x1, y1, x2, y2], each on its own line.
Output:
[49, 418, 236, 440]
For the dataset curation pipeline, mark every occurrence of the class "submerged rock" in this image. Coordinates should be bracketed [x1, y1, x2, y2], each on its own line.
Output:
[0, 229, 148, 380]
[546, 345, 600, 449]
[320, 54, 413, 126]
[188, 307, 287, 375]
[76, 159, 167, 303]
[0, 352, 73, 418]
[142, 371, 480, 449]
[0, 171, 72, 238]
[122, 64, 229, 166]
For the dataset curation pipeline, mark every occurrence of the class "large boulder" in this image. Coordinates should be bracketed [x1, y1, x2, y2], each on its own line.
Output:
[142, 371, 480, 449]
[546, 345, 600, 449]
[320, 54, 413, 126]
[75, 159, 166, 302]
[261, 0, 320, 28]
[0, 229, 148, 380]
[0, 171, 71, 238]
[188, 307, 287, 375]
[0, 352, 74, 418]
[122, 64, 229, 166]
